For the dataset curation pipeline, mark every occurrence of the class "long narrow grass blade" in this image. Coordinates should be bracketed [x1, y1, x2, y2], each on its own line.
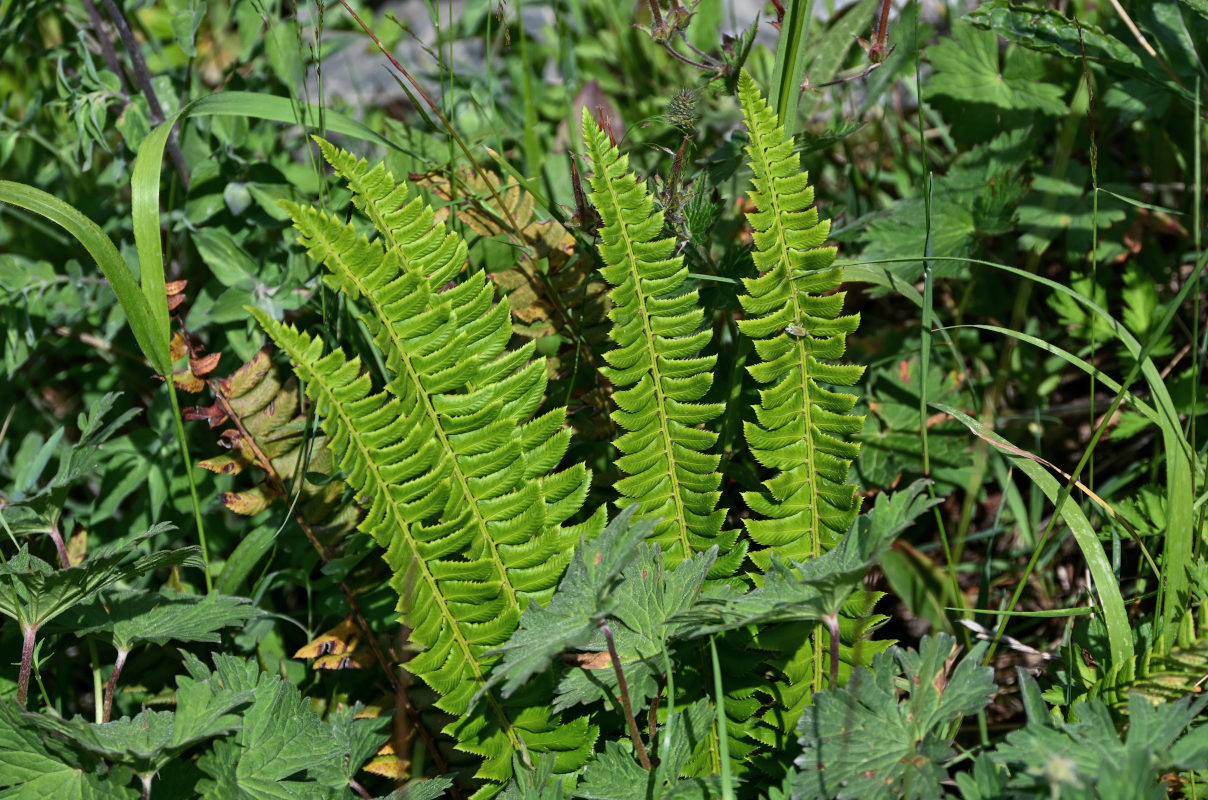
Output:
[935, 404, 1133, 669]
[769, 0, 816, 129]
[0, 182, 166, 376]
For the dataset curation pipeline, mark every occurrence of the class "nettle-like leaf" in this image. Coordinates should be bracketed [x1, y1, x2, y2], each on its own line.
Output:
[734, 70, 865, 569]
[794, 633, 996, 800]
[192, 654, 367, 800]
[575, 699, 721, 800]
[0, 699, 137, 799]
[478, 506, 656, 702]
[250, 139, 600, 792]
[582, 108, 746, 578]
[551, 539, 717, 713]
[0, 523, 200, 630]
[70, 588, 257, 652]
[991, 673, 1208, 798]
[679, 481, 938, 636]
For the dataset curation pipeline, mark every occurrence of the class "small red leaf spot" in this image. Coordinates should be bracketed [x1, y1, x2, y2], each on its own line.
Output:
[594, 552, 603, 566]
[861, 770, 876, 779]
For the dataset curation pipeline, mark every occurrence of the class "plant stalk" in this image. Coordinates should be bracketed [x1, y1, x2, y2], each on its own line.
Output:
[17, 622, 37, 708]
[103, 647, 129, 722]
[826, 613, 841, 688]
[601, 620, 651, 769]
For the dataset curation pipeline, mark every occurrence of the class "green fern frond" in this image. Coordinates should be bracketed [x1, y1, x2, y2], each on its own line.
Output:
[314, 137, 464, 290]
[581, 108, 746, 577]
[250, 142, 605, 791]
[248, 313, 598, 791]
[735, 70, 865, 569]
[726, 71, 878, 788]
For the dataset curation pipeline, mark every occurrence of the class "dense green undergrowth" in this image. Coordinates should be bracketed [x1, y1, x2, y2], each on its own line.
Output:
[0, 0, 1206, 798]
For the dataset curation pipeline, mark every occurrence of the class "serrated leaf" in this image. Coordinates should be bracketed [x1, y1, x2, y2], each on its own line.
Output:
[552, 543, 717, 712]
[377, 776, 455, 800]
[991, 673, 1208, 796]
[678, 482, 937, 634]
[575, 702, 721, 800]
[927, 20, 1067, 115]
[794, 633, 995, 800]
[475, 506, 656, 704]
[73, 588, 257, 651]
[195, 656, 344, 800]
[23, 657, 256, 777]
[0, 523, 200, 628]
[0, 700, 137, 799]
[965, 0, 1196, 108]
[304, 705, 390, 790]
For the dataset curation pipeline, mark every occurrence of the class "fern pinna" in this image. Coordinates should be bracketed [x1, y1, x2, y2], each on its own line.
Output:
[250, 141, 600, 796]
[732, 71, 882, 774]
[581, 108, 746, 578]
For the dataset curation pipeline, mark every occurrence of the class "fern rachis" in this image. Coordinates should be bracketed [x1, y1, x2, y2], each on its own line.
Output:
[582, 109, 746, 578]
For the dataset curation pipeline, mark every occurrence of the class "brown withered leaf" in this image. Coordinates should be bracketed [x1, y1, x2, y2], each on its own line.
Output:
[166, 280, 188, 312]
[562, 651, 613, 669]
[413, 167, 611, 351]
[363, 741, 407, 779]
[186, 348, 359, 546]
[189, 352, 221, 378]
[294, 618, 361, 659]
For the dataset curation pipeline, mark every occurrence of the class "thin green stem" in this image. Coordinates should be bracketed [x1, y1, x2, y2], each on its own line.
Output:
[709, 636, 735, 800]
[167, 381, 211, 592]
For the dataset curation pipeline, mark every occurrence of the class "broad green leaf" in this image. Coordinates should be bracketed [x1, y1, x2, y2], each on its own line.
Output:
[0, 700, 137, 800]
[304, 705, 389, 790]
[552, 544, 717, 712]
[965, 0, 1197, 107]
[74, 588, 257, 651]
[927, 20, 1067, 115]
[794, 633, 995, 800]
[378, 776, 455, 800]
[195, 655, 344, 800]
[991, 674, 1208, 795]
[476, 506, 656, 703]
[0, 524, 201, 628]
[575, 700, 720, 800]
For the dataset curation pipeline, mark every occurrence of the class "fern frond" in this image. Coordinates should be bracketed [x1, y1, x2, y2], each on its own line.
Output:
[249, 313, 598, 792]
[725, 71, 877, 788]
[582, 109, 745, 576]
[315, 137, 464, 290]
[251, 142, 605, 790]
[735, 71, 865, 569]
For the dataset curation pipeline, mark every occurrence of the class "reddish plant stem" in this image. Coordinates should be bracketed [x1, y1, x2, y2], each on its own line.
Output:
[17, 622, 37, 708]
[649, 672, 667, 741]
[647, 0, 664, 29]
[875, 0, 892, 50]
[47, 520, 70, 569]
[104, 647, 129, 722]
[601, 620, 651, 769]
